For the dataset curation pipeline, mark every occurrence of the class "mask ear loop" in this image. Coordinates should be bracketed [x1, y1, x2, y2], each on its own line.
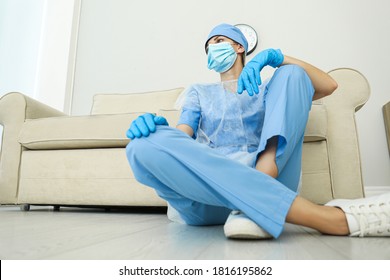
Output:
[235, 43, 246, 65]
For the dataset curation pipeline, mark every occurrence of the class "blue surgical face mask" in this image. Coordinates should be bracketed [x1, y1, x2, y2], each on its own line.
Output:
[207, 42, 237, 73]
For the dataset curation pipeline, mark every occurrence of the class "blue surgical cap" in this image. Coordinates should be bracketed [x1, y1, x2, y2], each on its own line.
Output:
[205, 23, 248, 54]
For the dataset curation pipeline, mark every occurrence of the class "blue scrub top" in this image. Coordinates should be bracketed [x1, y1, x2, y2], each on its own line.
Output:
[177, 79, 269, 165]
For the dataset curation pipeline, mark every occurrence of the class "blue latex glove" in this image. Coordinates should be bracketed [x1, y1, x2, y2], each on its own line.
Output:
[237, 49, 284, 96]
[126, 113, 168, 139]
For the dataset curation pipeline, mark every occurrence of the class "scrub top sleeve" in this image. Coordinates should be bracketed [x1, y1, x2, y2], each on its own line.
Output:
[176, 86, 201, 137]
[181, 86, 201, 111]
[177, 109, 201, 136]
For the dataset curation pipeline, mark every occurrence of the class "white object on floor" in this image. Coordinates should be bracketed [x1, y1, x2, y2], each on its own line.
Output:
[224, 210, 273, 239]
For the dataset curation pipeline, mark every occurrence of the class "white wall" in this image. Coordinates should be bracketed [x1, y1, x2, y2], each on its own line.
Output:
[0, 0, 45, 98]
[70, 0, 390, 187]
[0, 0, 78, 152]
[34, 0, 79, 112]
[0, 0, 77, 110]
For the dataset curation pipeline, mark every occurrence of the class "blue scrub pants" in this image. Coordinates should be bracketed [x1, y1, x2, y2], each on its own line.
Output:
[126, 65, 315, 238]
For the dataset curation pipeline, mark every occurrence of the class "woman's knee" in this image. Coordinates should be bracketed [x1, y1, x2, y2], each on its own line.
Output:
[270, 64, 314, 100]
[275, 64, 308, 80]
[126, 127, 183, 170]
[126, 136, 161, 167]
[126, 138, 147, 161]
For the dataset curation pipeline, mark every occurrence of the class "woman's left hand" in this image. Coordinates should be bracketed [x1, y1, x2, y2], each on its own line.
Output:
[237, 49, 284, 96]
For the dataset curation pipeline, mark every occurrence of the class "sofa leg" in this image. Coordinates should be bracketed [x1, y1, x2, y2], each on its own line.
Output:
[20, 204, 30, 211]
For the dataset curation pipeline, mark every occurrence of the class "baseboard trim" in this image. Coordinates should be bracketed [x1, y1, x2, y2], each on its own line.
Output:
[364, 186, 390, 197]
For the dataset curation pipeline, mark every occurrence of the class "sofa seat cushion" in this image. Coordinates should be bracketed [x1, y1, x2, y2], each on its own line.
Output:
[19, 103, 327, 150]
[19, 113, 141, 150]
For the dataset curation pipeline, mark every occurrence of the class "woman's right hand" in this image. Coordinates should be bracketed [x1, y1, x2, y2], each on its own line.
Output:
[126, 113, 168, 139]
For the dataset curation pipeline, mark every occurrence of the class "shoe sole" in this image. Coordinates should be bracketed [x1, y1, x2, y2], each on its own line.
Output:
[224, 222, 273, 240]
[225, 231, 273, 240]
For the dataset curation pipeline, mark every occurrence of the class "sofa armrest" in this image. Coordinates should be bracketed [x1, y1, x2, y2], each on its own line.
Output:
[322, 68, 370, 199]
[0, 92, 66, 204]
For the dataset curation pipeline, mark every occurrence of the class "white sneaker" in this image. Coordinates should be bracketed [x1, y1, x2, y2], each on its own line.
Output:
[223, 210, 273, 240]
[326, 193, 390, 237]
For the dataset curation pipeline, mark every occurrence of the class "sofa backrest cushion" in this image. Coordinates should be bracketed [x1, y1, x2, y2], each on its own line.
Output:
[91, 87, 184, 115]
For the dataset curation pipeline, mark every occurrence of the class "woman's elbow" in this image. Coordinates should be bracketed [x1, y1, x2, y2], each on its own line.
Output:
[325, 78, 338, 96]
[313, 79, 338, 101]
[321, 78, 339, 97]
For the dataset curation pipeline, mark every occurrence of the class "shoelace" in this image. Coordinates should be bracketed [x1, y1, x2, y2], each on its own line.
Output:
[349, 201, 390, 237]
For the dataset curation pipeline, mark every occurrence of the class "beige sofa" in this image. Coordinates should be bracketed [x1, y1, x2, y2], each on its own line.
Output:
[0, 68, 370, 210]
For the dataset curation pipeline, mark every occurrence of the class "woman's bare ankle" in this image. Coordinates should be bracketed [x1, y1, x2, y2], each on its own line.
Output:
[286, 197, 350, 236]
[321, 206, 350, 236]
